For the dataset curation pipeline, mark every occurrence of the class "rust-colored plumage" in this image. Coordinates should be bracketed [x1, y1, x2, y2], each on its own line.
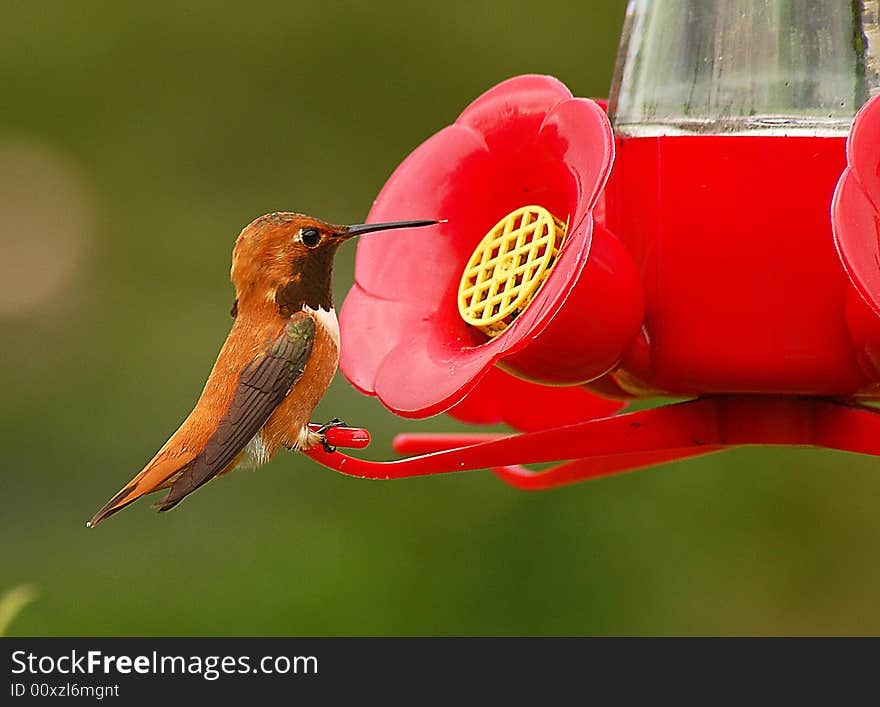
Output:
[90, 212, 438, 526]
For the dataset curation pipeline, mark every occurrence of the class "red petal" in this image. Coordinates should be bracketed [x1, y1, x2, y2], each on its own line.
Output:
[537, 97, 614, 229]
[833, 94, 880, 317]
[338, 284, 424, 396]
[355, 124, 492, 303]
[373, 320, 492, 417]
[833, 169, 880, 316]
[456, 74, 572, 152]
[848, 94, 880, 214]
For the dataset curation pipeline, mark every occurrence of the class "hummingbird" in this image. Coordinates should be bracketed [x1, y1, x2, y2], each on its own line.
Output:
[89, 212, 439, 526]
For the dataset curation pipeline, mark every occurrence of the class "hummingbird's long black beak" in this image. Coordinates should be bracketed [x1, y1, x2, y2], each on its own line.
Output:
[343, 219, 441, 238]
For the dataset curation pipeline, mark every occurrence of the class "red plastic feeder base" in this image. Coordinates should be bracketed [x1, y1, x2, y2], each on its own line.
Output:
[305, 395, 880, 490]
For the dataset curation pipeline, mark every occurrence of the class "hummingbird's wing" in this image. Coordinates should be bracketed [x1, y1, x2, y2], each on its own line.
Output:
[89, 313, 316, 525]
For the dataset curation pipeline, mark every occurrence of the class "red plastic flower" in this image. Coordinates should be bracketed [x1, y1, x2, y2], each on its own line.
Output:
[833, 93, 880, 316]
[339, 75, 640, 425]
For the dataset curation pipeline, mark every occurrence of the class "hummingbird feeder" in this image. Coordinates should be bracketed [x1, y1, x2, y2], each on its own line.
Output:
[308, 0, 880, 488]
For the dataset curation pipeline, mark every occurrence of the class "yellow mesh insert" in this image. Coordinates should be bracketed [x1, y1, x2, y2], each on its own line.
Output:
[458, 205, 567, 337]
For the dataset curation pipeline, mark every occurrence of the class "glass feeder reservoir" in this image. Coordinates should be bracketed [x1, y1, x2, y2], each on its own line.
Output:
[604, 0, 880, 397]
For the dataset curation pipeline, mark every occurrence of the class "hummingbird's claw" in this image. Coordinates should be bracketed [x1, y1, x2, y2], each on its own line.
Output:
[316, 417, 347, 453]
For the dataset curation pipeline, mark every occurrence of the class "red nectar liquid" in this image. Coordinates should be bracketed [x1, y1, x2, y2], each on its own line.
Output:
[604, 135, 867, 395]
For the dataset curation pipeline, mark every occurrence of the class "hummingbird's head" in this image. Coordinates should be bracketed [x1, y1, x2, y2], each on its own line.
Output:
[230, 212, 438, 314]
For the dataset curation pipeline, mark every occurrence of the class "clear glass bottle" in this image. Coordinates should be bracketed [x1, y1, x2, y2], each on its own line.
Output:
[609, 0, 880, 136]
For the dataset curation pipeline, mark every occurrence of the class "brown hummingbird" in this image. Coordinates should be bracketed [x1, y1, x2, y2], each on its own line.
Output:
[89, 212, 439, 526]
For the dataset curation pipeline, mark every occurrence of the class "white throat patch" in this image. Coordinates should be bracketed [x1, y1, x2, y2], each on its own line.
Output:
[304, 305, 340, 348]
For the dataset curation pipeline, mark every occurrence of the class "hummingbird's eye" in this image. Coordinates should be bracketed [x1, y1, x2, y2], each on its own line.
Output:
[300, 227, 321, 247]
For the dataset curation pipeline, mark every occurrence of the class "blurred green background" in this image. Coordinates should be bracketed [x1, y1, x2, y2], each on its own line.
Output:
[3, 0, 880, 637]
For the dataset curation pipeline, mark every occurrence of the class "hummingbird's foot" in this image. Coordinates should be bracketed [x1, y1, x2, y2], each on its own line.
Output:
[316, 417, 347, 453]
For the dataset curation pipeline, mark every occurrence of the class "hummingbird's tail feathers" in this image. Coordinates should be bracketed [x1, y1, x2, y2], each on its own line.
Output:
[88, 453, 195, 527]
[150, 456, 228, 513]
